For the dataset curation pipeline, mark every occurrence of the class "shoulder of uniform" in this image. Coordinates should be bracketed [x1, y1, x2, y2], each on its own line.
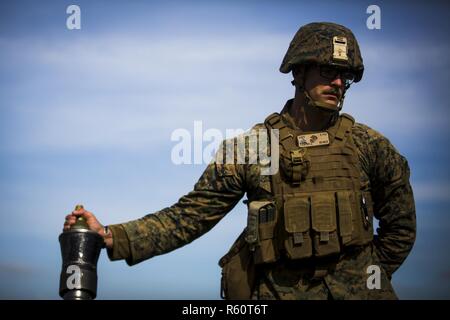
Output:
[340, 112, 355, 125]
[352, 122, 387, 143]
[250, 122, 267, 132]
[218, 123, 265, 144]
[214, 122, 267, 162]
[223, 123, 267, 144]
[264, 112, 284, 128]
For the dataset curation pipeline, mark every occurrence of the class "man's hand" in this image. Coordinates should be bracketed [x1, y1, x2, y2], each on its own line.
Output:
[63, 207, 113, 249]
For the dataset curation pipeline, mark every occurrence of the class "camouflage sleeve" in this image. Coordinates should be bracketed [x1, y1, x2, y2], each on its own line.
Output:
[107, 142, 246, 266]
[364, 127, 417, 277]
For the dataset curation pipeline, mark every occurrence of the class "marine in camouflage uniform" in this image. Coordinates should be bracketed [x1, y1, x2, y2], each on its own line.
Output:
[106, 22, 416, 300]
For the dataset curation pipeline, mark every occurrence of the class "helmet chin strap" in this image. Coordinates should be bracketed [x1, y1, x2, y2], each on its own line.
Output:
[292, 76, 348, 114]
[304, 89, 345, 113]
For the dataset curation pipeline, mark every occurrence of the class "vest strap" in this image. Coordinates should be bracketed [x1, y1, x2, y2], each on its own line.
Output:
[265, 113, 284, 129]
[335, 113, 355, 141]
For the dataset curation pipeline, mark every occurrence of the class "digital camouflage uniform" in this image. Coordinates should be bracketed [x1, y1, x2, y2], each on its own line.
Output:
[107, 99, 416, 299]
[106, 22, 416, 300]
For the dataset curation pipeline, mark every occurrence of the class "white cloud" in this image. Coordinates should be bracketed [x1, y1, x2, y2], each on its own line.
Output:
[345, 86, 447, 134]
[412, 181, 450, 202]
[341, 42, 450, 136]
[1, 33, 292, 152]
[6, 34, 287, 88]
[361, 41, 450, 72]
[1, 34, 448, 153]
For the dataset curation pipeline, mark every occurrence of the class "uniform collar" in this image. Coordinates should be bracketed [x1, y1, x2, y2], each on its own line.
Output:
[279, 99, 339, 132]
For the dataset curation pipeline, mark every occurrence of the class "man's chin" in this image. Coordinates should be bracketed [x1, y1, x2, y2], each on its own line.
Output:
[322, 99, 339, 108]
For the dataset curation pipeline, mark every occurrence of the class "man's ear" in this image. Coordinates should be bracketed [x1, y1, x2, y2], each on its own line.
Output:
[292, 65, 305, 79]
[292, 65, 305, 86]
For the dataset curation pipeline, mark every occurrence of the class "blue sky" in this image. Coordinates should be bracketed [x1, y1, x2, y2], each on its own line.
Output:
[0, 0, 449, 299]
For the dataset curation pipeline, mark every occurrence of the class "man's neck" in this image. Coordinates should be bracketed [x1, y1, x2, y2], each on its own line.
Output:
[290, 92, 336, 132]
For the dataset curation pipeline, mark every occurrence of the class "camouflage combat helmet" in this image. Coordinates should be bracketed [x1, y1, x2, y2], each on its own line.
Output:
[280, 22, 364, 83]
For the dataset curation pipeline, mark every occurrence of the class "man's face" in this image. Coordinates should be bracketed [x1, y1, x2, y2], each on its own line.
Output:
[296, 65, 350, 108]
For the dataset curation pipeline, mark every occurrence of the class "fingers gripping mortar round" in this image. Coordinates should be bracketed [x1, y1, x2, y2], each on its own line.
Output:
[59, 204, 104, 300]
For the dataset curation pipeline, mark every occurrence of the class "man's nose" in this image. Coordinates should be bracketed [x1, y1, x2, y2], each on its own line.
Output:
[331, 75, 343, 87]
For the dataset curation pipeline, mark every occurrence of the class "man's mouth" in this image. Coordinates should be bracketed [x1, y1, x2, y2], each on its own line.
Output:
[322, 90, 340, 100]
[323, 93, 339, 100]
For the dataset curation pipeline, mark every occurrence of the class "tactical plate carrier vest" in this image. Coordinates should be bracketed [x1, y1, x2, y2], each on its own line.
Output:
[246, 112, 374, 265]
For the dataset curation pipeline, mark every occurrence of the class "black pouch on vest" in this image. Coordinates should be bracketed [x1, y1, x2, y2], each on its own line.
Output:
[248, 201, 278, 265]
[283, 196, 313, 259]
[336, 190, 354, 245]
[311, 192, 341, 257]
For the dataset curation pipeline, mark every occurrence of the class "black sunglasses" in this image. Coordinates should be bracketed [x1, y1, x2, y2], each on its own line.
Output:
[319, 65, 356, 85]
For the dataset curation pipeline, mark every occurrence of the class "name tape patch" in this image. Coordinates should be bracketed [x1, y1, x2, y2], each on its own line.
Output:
[297, 132, 330, 147]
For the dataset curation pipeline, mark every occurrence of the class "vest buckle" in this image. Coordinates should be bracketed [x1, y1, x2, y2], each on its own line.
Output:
[290, 149, 306, 165]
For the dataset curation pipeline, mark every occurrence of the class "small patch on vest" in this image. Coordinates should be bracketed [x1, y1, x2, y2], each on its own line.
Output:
[297, 132, 330, 147]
